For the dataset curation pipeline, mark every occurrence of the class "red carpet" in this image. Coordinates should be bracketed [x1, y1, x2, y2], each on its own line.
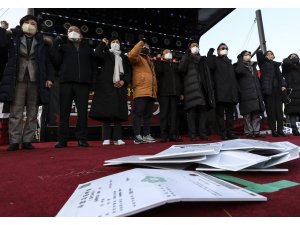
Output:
[0, 135, 300, 217]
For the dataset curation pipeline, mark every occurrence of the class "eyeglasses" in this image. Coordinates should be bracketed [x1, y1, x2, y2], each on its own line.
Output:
[221, 47, 228, 50]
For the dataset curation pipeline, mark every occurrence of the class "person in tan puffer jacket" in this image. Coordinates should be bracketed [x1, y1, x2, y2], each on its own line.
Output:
[128, 39, 157, 144]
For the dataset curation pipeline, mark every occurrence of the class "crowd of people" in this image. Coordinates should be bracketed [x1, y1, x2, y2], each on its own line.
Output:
[1, 15, 300, 151]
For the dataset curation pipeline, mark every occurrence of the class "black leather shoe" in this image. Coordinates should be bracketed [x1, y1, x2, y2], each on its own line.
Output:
[272, 130, 280, 137]
[292, 129, 300, 136]
[78, 140, 89, 147]
[55, 142, 67, 148]
[169, 136, 183, 142]
[160, 138, 167, 143]
[221, 135, 228, 140]
[227, 133, 239, 140]
[199, 135, 211, 141]
[7, 143, 19, 151]
[277, 131, 287, 137]
[190, 135, 197, 141]
[22, 142, 34, 150]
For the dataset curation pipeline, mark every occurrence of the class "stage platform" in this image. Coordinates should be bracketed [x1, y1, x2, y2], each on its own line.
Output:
[0, 135, 300, 217]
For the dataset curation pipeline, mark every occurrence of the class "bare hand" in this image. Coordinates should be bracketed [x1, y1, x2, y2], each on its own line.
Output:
[102, 38, 109, 45]
[114, 80, 124, 88]
[180, 95, 184, 101]
[45, 80, 53, 88]
[281, 87, 286, 91]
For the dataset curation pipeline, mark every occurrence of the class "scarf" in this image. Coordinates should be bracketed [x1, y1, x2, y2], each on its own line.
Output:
[109, 48, 124, 83]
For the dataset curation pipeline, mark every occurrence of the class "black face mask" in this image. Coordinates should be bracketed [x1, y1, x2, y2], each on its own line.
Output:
[291, 58, 299, 64]
[140, 47, 150, 56]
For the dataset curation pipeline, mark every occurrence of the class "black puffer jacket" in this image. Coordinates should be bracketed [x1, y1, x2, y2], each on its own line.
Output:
[235, 61, 265, 115]
[50, 41, 96, 85]
[207, 49, 238, 103]
[179, 53, 215, 111]
[257, 50, 286, 96]
[0, 27, 54, 105]
[155, 60, 182, 97]
[282, 57, 300, 115]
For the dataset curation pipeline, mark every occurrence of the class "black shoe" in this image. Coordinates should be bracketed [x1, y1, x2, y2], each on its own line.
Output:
[78, 140, 89, 147]
[254, 133, 266, 138]
[227, 133, 239, 140]
[199, 135, 211, 141]
[292, 128, 300, 136]
[277, 131, 287, 137]
[22, 142, 34, 150]
[160, 138, 167, 143]
[169, 137, 183, 142]
[220, 135, 228, 140]
[55, 141, 67, 148]
[272, 131, 280, 137]
[190, 135, 197, 141]
[7, 143, 19, 151]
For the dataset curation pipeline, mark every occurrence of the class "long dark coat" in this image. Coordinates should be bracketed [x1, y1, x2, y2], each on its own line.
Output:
[0, 28, 54, 105]
[155, 60, 182, 97]
[282, 57, 300, 115]
[178, 53, 215, 111]
[234, 61, 265, 115]
[89, 42, 131, 122]
[257, 50, 286, 96]
[207, 50, 238, 103]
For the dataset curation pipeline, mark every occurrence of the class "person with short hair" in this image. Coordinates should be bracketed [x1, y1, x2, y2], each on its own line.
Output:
[282, 53, 300, 136]
[0, 15, 54, 151]
[179, 40, 215, 141]
[257, 50, 287, 137]
[155, 49, 183, 142]
[51, 25, 96, 148]
[207, 43, 239, 140]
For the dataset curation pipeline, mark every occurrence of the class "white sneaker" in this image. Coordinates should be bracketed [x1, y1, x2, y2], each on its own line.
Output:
[102, 140, 110, 145]
[114, 140, 125, 145]
[143, 134, 156, 143]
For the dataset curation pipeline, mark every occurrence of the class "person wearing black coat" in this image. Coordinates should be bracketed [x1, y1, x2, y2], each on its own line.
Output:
[178, 41, 215, 141]
[207, 43, 239, 140]
[282, 53, 300, 136]
[0, 15, 54, 151]
[51, 26, 96, 148]
[257, 50, 287, 137]
[89, 37, 131, 145]
[155, 49, 183, 142]
[0, 21, 8, 82]
[235, 50, 265, 138]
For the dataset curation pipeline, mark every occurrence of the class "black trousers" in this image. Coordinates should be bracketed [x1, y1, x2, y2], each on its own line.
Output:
[187, 105, 207, 137]
[58, 83, 89, 142]
[158, 96, 180, 139]
[216, 102, 236, 136]
[264, 90, 284, 132]
[102, 121, 122, 141]
[133, 97, 154, 136]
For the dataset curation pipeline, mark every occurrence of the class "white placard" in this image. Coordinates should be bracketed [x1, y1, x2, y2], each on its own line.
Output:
[57, 168, 266, 217]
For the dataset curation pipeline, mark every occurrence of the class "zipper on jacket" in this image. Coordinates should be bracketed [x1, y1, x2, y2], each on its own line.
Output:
[77, 47, 81, 81]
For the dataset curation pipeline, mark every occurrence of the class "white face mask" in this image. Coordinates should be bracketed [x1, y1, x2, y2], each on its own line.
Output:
[219, 49, 228, 56]
[191, 46, 199, 54]
[243, 55, 251, 62]
[164, 53, 173, 60]
[22, 23, 37, 36]
[68, 31, 81, 42]
[110, 43, 120, 51]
